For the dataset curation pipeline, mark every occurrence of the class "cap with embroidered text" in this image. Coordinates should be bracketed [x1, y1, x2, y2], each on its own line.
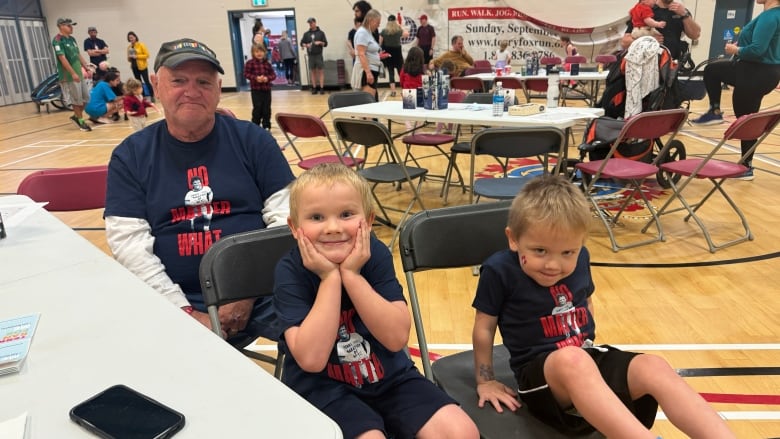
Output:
[307, 17, 316, 23]
[88, 26, 97, 32]
[57, 18, 77, 26]
[419, 14, 428, 20]
[154, 38, 224, 74]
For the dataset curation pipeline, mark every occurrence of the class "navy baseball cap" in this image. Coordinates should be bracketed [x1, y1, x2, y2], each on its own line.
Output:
[154, 38, 224, 74]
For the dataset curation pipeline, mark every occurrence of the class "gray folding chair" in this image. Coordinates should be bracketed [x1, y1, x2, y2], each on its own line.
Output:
[398, 203, 604, 439]
[199, 226, 296, 379]
[333, 118, 428, 249]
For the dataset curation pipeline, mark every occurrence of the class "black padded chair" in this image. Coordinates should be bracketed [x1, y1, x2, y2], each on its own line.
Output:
[469, 127, 566, 203]
[333, 118, 428, 249]
[398, 203, 604, 439]
[199, 226, 296, 379]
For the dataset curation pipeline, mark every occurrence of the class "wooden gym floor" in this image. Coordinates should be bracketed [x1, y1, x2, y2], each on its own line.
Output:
[1, 86, 778, 438]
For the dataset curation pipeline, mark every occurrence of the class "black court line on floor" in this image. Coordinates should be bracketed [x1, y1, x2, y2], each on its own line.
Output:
[591, 251, 780, 268]
[677, 366, 780, 377]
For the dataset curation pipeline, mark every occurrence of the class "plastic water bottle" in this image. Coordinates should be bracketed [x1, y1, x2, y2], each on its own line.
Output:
[546, 70, 559, 109]
[493, 81, 504, 116]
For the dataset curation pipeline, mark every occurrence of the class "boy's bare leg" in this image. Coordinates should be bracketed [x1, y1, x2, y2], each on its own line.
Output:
[627, 354, 736, 439]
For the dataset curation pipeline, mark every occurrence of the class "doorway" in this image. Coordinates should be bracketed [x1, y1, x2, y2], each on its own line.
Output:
[227, 9, 300, 91]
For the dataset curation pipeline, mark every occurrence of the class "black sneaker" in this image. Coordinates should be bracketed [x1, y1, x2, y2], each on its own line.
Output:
[319, 87, 325, 95]
[311, 87, 318, 95]
[78, 120, 92, 131]
[112, 113, 120, 122]
[69, 115, 81, 129]
[124, 113, 129, 121]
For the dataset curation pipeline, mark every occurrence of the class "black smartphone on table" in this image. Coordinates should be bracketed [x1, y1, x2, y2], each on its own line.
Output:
[70, 384, 185, 439]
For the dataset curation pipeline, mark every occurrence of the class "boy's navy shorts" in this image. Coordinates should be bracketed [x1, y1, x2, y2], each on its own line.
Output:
[516, 345, 658, 434]
[320, 368, 457, 439]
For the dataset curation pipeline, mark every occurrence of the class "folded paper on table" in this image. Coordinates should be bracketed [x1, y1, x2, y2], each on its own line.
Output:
[0, 314, 41, 376]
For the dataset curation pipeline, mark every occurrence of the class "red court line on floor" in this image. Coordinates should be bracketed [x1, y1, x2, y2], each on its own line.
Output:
[408, 347, 441, 361]
[700, 393, 780, 405]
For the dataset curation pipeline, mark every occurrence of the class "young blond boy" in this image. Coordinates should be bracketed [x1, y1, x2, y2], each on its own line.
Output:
[274, 163, 478, 439]
[472, 175, 735, 438]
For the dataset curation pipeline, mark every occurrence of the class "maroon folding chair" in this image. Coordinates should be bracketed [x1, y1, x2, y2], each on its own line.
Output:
[275, 113, 364, 170]
[473, 59, 492, 69]
[17, 165, 108, 212]
[644, 108, 780, 252]
[575, 108, 688, 252]
[450, 77, 484, 93]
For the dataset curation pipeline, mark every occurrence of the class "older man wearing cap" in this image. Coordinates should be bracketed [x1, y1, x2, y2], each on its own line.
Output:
[105, 38, 294, 345]
[52, 18, 92, 131]
[84, 26, 109, 66]
[415, 14, 436, 64]
[300, 17, 328, 94]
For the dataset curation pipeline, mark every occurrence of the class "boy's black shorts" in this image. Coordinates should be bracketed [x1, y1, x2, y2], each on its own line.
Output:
[516, 345, 658, 435]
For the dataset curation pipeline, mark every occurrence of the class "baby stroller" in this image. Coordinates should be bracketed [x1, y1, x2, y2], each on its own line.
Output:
[580, 43, 688, 188]
[31, 73, 69, 113]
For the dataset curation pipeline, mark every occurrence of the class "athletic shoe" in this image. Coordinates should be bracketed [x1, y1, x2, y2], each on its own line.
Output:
[318, 87, 325, 95]
[311, 87, 317, 95]
[97, 117, 112, 124]
[89, 117, 103, 124]
[733, 167, 754, 181]
[69, 115, 81, 129]
[78, 120, 92, 131]
[112, 113, 120, 122]
[690, 110, 724, 125]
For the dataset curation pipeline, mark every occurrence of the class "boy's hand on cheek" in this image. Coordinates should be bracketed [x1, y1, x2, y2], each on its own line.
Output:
[341, 220, 371, 275]
[297, 230, 339, 279]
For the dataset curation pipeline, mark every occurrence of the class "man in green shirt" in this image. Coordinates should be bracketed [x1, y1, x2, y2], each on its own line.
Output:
[52, 18, 92, 131]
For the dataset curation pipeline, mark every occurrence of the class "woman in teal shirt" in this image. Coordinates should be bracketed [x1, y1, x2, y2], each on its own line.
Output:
[691, 0, 780, 180]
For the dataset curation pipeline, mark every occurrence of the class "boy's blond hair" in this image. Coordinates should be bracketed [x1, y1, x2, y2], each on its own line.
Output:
[252, 43, 267, 56]
[507, 175, 590, 240]
[288, 163, 374, 226]
[124, 78, 142, 96]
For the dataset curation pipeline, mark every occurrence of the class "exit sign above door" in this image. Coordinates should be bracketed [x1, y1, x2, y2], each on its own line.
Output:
[252, 0, 268, 6]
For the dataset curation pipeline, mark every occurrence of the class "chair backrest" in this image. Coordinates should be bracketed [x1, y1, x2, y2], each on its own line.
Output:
[595, 54, 617, 65]
[523, 78, 548, 93]
[17, 165, 108, 211]
[540, 56, 562, 66]
[199, 226, 296, 309]
[565, 55, 588, 65]
[463, 67, 492, 76]
[327, 90, 375, 110]
[473, 127, 566, 174]
[333, 118, 395, 150]
[448, 89, 467, 103]
[450, 77, 484, 92]
[275, 112, 346, 166]
[463, 92, 493, 104]
[496, 77, 523, 91]
[619, 108, 688, 145]
[473, 59, 492, 69]
[398, 201, 511, 379]
[724, 108, 780, 142]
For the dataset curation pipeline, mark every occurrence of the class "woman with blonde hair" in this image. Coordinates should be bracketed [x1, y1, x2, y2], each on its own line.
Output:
[354, 9, 383, 100]
[380, 14, 405, 96]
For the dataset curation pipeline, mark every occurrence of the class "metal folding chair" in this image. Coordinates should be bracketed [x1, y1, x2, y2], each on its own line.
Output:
[199, 226, 297, 379]
[645, 108, 780, 252]
[332, 118, 428, 249]
[398, 203, 604, 439]
[450, 77, 485, 93]
[575, 108, 688, 252]
[470, 127, 566, 203]
[275, 112, 364, 170]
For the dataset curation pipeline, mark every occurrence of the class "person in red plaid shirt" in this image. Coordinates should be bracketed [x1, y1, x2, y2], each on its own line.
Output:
[243, 44, 277, 130]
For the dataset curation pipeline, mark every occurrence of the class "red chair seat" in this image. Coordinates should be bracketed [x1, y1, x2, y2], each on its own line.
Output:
[298, 155, 365, 170]
[576, 158, 657, 180]
[402, 133, 456, 146]
[660, 159, 747, 179]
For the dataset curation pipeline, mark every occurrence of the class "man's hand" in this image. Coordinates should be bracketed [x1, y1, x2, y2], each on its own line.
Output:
[218, 298, 255, 336]
[668, 1, 687, 16]
[477, 380, 521, 413]
[190, 309, 226, 338]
